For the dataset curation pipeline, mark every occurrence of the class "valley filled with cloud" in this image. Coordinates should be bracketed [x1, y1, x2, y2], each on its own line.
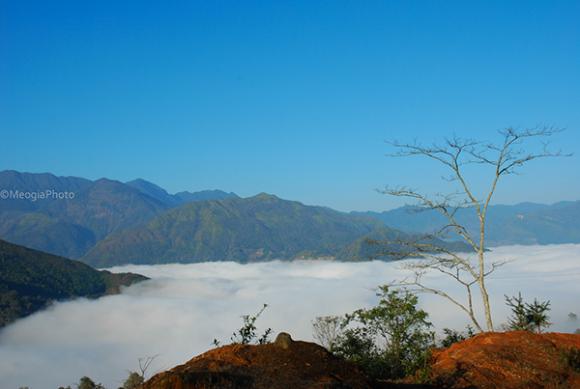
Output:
[1, 244, 579, 389]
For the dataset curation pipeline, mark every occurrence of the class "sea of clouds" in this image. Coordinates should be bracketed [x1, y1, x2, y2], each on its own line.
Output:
[1, 244, 579, 389]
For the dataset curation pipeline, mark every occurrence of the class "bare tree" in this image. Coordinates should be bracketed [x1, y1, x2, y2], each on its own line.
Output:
[381, 127, 567, 332]
[138, 354, 159, 378]
[312, 315, 342, 351]
[121, 354, 158, 389]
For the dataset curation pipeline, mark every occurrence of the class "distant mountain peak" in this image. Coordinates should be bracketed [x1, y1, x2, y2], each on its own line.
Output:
[94, 177, 124, 185]
[252, 192, 279, 200]
[174, 189, 239, 203]
[125, 178, 176, 204]
[126, 178, 166, 190]
[128, 178, 151, 184]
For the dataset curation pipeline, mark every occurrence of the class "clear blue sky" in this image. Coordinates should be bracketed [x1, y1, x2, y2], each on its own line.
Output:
[1, 1, 579, 211]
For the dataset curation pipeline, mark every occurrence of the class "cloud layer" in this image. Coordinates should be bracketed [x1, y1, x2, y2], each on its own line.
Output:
[1, 244, 580, 388]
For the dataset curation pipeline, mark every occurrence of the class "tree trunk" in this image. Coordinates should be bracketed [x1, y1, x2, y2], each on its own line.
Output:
[478, 249, 494, 331]
[478, 215, 494, 332]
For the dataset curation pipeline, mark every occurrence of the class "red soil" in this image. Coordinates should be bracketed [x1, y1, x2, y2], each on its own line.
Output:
[429, 331, 580, 388]
[141, 331, 580, 389]
[142, 333, 373, 389]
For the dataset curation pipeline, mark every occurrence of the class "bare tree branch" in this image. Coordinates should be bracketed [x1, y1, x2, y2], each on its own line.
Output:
[390, 270, 484, 332]
[380, 127, 568, 332]
[138, 354, 159, 379]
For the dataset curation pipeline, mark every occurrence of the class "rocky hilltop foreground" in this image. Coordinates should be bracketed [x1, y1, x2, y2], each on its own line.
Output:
[142, 332, 580, 389]
[429, 331, 580, 389]
[142, 333, 375, 389]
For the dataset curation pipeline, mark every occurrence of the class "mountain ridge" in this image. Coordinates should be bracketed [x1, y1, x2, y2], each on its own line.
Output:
[83, 193, 471, 267]
[0, 171, 239, 258]
[0, 239, 148, 327]
[83, 194, 388, 266]
[2, 171, 580, 266]
[354, 200, 580, 246]
[126, 178, 238, 205]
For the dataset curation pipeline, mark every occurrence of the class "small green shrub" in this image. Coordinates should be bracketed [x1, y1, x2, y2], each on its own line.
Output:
[214, 303, 272, 346]
[331, 286, 434, 380]
[123, 371, 144, 389]
[77, 376, 105, 389]
[505, 292, 551, 333]
[439, 326, 475, 348]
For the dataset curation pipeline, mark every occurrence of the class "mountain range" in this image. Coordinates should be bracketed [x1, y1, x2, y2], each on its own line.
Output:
[1, 170, 579, 267]
[354, 201, 580, 246]
[0, 170, 237, 258]
[83, 193, 398, 266]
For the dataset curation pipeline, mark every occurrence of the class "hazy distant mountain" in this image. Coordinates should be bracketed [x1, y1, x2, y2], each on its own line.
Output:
[0, 171, 238, 258]
[354, 201, 580, 246]
[335, 226, 470, 261]
[0, 170, 92, 193]
[0, 239, 147, 327]
[3, 170, 579, 264]
[126, 178, 181, 206]
[59, 178, 169, 239]
[174, 189, 239, 203]
[0, 211, 96, 259]
[83, 193, 470, 267]
[0, 172, 170, 257]
[0, 171, 98, 257]
[0, 170, 92, 213]
[83, 194, 388, 266]
[126, 178, 238, 205]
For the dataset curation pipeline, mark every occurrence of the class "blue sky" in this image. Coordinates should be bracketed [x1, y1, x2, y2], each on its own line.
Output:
[1, 1, 579, 211]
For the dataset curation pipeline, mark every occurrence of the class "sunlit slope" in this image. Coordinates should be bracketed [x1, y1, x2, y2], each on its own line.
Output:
[83, 194, 388, 266]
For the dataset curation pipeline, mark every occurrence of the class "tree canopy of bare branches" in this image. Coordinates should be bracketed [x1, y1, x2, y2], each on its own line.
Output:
[138, 354, 159, 379]
[381, 127, 568, 332]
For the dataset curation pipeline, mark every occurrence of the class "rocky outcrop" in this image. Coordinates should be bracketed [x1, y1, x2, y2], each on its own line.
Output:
[142, 331, 580, 389]
[429, 331, 580, 388]
[142, 333, 373, 389]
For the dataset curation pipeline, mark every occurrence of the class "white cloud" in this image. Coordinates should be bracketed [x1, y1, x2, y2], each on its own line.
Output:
[1, 244, 579, 389]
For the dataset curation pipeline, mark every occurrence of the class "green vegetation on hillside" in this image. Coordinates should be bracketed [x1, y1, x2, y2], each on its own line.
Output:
[82, 193, 402, 266]
[0, 171, 239, 259]
[0, 239, 148, 327]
